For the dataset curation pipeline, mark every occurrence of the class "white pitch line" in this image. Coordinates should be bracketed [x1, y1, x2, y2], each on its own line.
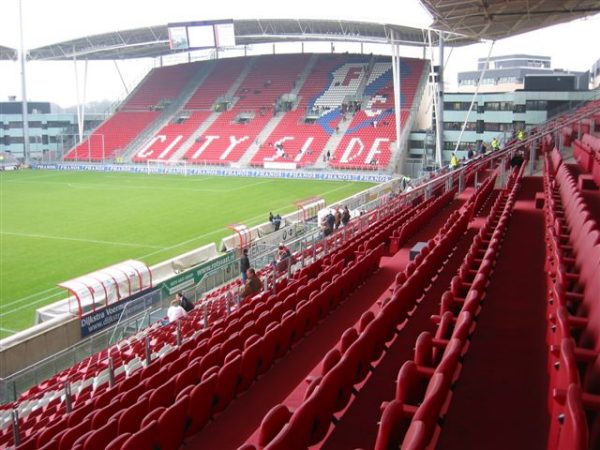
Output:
[135, 182, 355, 260]
[0, 231, 165, 249]
[0, 172, 66, 183]
[0, 289, 64, 310]
[0, 327, 17, 333]
[0, 182, 358, 315]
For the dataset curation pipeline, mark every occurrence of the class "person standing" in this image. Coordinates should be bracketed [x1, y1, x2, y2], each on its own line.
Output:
[334, 209, 342, 229]
[273, 214, 282, 231]
[176, 292, 194, 313]
[491, 137, 500, 151]
[450, 153, 459, 170]
[342, 206, 351, 226]
[240, 248, 250, 282]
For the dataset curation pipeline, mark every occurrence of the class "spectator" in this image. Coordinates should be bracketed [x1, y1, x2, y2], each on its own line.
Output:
[176, 292, 194, 313]
[491, 137, 500, 151]
[450, 153, 459, 170]
[326, 210, 335, 231]
[334, 209, 342, 229]
[240, 248, 250, 282]
[277, 243, 291, 260]
[241, 268, 262, 298]
[167, 298, 187, 323]
[275, 243, 292, 271]
[342, 206, 351, 226]
[467, 146, 474, 159]
[269, 211, 274, 223]
[320, 214, 332, 237]
[273, 214, 282, 231]
[326, 150, 331, 161]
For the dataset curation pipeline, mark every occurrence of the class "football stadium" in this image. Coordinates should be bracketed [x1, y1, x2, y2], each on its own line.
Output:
[0, 0, 600, 449]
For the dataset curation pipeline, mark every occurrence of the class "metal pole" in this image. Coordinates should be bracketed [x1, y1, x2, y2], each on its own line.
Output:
[113, 60, 130, 96]
[18, 0, 30, 164]
[107, 357, 115, 387]
[436, 32, 445, 166]
[176, 322, 182, 346]
[453, 40, 495, 155]
[11, 409, 20, 446]
[391, 33, 402, 173]
[144, 336, 152, 366]
[64, 381, 73, 413]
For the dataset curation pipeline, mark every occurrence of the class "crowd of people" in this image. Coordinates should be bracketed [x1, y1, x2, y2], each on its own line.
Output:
[320, 206, 351, 237]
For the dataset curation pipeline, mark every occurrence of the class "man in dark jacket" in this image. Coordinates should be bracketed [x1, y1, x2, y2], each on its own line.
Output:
[176, 292, 194, 312]
[240, 248, 250, 282]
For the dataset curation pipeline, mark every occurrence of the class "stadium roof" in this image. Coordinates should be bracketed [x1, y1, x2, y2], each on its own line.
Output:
[25, 19, 469, 61]
[421, 0, 600, 41]
[0, 45, 17, 60]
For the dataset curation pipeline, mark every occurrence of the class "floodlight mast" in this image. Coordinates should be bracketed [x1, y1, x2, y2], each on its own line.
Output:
[19, 0, 30, 164]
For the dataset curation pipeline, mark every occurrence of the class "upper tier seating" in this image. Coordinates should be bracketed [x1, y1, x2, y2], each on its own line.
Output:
[64, 62, 203, 161]
[183, 54, 310, 164]
[123, 62, 203, 110]
[132, 58, 250, 162]
[184, 58, 249, 110]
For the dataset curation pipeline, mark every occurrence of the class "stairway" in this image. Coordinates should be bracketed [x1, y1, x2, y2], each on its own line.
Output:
[290, 54, 320, 97]
[314, 112, 353, 168]
[121, 61, 217, 161]
[237, 55, 320, 167]
[167, 57, 258, 161]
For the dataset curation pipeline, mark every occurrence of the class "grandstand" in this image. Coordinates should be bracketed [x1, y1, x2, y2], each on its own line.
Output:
[2, 2, 600, 450]
[62, 53, 429, 170]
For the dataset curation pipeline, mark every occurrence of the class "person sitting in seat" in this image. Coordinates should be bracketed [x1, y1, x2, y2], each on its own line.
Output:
[241, 268, 262, 298]
[167, 298, 187, 323]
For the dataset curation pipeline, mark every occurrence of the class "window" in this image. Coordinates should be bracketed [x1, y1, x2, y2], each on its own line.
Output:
[525, 100, 548, 111]
[444, 122, 476, 131]
[484, 101, 514, 111]
[408, 140, 425, 149]
[513, 104, 526, 113]
[444, 102, 472, 111]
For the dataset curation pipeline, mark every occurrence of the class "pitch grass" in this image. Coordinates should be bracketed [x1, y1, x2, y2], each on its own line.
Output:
[0, 170, 374, 338]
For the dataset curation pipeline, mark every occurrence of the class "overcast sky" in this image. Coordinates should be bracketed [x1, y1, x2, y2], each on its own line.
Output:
[0, 0, 598, 108]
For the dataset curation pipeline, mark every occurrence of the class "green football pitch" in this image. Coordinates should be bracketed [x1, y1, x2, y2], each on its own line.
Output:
[0, 170, 374, 338]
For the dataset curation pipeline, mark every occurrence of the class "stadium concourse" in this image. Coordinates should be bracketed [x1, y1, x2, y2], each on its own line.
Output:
[1, 99, 599, 449]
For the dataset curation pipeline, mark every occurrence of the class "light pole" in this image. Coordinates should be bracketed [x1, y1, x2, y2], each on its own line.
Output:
[18, 0, 30, 164]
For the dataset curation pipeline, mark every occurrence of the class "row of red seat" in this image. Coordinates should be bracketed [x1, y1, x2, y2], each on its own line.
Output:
[374, 163, 524, 449]
[542, 146, 600, 450]
[572, 134, 600, 187]
[239, 168, 501, 449]
[6, 187, 432, 449]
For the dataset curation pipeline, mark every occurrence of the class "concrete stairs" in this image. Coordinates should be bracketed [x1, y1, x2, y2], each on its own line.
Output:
[122, 61, 217, 161]
[237, 55, 320, 167]
[166, 57, 258, 161]
[313, 111, 353, 168]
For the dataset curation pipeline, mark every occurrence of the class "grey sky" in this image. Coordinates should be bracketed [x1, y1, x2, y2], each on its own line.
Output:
[0, 0, 598, 108]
